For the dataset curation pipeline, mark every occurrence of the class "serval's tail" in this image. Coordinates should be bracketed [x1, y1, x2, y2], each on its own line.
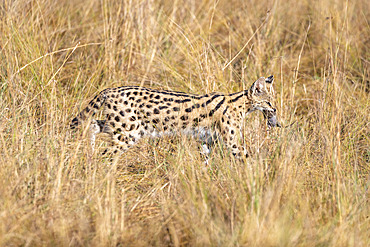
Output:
[70, 89, 108, 129]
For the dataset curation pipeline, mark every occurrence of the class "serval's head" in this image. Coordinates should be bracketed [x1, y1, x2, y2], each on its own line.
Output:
[249, 75, 280, 128]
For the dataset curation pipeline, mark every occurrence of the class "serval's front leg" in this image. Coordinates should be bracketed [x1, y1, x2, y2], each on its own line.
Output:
[220, 117, 248, 159]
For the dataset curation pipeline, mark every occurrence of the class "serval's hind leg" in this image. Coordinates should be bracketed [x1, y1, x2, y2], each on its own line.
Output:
[89, 120, 106, 153]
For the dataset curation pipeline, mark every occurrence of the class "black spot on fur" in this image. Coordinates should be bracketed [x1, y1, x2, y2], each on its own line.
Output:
[175, 98, 191, 104]
[152, 118, 159, 124]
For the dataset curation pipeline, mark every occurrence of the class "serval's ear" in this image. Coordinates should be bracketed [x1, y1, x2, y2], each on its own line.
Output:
[250, 77, 266, 95]
[265, 75, 274, 84]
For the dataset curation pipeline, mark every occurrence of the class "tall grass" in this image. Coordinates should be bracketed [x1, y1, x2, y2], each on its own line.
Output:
[0, 0, 369, 246]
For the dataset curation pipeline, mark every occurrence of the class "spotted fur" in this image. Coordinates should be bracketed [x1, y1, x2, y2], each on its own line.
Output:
[71, 76, 279, 158]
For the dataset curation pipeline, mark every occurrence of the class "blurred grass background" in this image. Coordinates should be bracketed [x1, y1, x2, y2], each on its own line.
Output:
[0, 0, 369, 246]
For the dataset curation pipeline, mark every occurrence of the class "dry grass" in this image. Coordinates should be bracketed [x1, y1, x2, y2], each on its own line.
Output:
[0, 0, 369, 246]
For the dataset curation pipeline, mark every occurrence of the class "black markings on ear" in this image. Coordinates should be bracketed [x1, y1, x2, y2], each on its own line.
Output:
[265, 75, 274, 84]
[250, 77, 266, 94]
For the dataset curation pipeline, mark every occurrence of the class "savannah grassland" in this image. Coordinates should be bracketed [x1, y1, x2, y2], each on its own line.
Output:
[0, 0, 369, 246]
